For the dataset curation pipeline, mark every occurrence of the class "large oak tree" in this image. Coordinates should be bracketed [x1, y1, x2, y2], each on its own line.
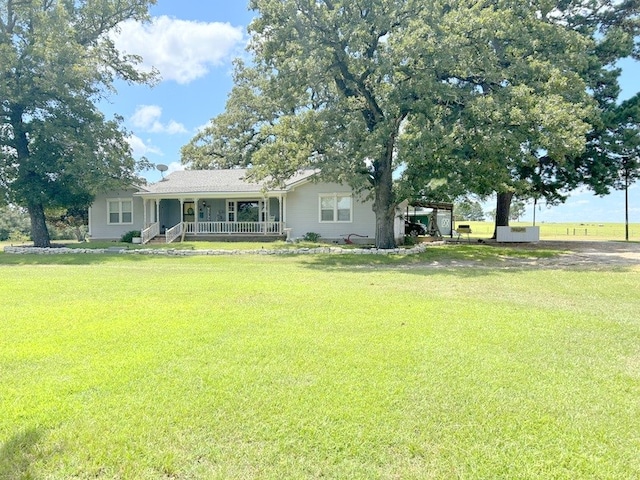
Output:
[401, 0, 639, 236]
[1, 0, 156, 247]
[184, 0, 614, 247]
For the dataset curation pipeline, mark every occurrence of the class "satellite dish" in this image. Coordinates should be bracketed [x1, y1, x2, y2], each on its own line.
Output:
[156, 163, 168, 180]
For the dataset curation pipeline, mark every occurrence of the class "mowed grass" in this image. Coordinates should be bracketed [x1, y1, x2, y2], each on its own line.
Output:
[1, 249, 640, 479]
[460, 221, 640, 241]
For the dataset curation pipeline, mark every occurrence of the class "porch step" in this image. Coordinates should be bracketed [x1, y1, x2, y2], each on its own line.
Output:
[145, 236, 180, 244]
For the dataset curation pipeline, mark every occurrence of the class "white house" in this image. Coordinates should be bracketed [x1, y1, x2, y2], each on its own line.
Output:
[88, 169, 405, 244]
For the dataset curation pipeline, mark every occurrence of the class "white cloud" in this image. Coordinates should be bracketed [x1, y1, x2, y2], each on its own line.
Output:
[130, 105, 187, 134]
[113, 16, 245, 84]
[195, 121, 214, 134]
[126, 134, 163, 158]
[167, 162, 186, 174]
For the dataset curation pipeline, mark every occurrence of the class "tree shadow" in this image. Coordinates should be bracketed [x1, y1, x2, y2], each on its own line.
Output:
[0, 252, 165, 267]
[298, 243, 640, 276]
[299, 254, 505, 278]
[0, 428, 44, 480]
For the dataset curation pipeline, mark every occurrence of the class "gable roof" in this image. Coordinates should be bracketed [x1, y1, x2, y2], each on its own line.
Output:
[138, 169, 316, 196]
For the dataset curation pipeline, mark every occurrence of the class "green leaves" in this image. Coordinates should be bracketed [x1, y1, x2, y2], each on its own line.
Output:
[1, 0, 157, 246]
[186, 0, 638, 247]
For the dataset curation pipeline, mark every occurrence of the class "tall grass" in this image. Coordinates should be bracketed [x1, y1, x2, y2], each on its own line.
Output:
[1, 251, 639, 479]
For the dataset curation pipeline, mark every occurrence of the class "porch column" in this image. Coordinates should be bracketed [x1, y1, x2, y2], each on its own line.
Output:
[262, 197, 267, 236]
[155, 200, 160, 225]
[194, 197, 199, 236]
[143, 199, 148, 228]
[282, 194, 287, 224]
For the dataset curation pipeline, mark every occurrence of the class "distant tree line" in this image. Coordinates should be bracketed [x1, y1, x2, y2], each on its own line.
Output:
[454, 198, 526, 222]
[453, 200, 485, 222]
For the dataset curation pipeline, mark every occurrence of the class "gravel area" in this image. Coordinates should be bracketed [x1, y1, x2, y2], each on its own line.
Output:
[454, 240, 640, 270]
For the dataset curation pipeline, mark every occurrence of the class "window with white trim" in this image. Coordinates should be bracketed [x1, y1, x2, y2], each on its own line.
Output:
[107, 199, 133, 225]
[319, 194, 352, 223]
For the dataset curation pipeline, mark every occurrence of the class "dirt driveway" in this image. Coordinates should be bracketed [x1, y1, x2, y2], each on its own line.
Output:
[480, 240, 640, 270]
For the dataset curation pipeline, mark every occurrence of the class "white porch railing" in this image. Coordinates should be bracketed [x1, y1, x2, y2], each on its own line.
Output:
[184, 221, 282, 235]
[141, 222, 160, 244]
[158, 221, 283, 244]
[165, 222, 184, 244]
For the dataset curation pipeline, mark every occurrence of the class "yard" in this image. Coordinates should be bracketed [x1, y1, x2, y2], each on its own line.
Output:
[1, 243, 639, 479]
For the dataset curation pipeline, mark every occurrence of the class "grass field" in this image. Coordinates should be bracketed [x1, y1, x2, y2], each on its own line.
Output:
[457, 221, 640, 241]
[1, 246, 639, 479]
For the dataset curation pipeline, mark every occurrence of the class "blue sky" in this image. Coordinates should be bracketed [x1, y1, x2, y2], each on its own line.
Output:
[102, 1, 640, 224]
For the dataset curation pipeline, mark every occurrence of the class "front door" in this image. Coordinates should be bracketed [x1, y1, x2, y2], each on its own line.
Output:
[183, 201, 195, 222]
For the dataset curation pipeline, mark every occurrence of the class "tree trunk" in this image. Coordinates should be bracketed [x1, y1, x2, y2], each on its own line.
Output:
[373, 199, 396, 249]
[12, 107, 51, 247]
[28, 202, 51, 247]
[492, 191, 514, 239]
[373, 162, 397, 249]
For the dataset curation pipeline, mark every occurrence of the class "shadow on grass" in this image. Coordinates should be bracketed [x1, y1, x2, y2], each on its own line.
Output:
[299, 254, 508, 277]
[0, 428, 44, 480]
[299, 243, 640, 276]
[0, 252, 160, 267]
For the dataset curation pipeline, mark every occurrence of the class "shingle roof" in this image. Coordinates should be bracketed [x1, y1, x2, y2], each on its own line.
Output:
[140, 169, 316, 195]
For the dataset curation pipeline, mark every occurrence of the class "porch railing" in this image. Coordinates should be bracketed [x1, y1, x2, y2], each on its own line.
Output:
[165, 222, 183, 244]
[141, 222, 160, 244]
[184, 221, 282, 235]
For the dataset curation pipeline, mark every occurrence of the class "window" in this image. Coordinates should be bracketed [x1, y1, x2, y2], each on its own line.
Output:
[227, 201, 235, 222]
[107, 199, 133, 225]
[319, 194, 352, 223]
[237, 201, 260, 222]
[227, 200, 265, 222]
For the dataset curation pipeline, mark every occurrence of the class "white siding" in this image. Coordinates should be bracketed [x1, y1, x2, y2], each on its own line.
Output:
[89, 189, 144, 241]
[285, 181, 375, 242]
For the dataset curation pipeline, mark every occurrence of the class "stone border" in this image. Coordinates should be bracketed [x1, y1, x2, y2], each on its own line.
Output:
[3, 243, 431, 256]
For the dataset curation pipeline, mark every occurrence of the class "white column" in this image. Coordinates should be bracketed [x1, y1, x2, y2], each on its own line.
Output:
[262, 197, 267, 235]
[155, 200, 160, 225]
[194, 197, 199, 235]
[282, 194, 287, 224]
[143, 198, 148, 227]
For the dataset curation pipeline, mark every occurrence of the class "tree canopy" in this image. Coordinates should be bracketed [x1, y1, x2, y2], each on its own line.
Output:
[0, 0, 157, 247]
[454, 199, 485, 222]
[184, 0, 638, 247]
[402, 0, 639, 234]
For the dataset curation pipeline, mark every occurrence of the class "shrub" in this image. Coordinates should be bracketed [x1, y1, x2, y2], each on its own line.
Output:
[120, 230, 141, 243]
[403, 235, 418, 246]
[302, 232, 321, 242]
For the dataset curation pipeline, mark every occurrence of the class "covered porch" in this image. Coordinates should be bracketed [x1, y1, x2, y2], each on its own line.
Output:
[139, 195, 288, 244]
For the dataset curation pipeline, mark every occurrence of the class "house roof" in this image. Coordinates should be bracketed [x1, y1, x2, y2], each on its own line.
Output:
[138, 169, 316, 196]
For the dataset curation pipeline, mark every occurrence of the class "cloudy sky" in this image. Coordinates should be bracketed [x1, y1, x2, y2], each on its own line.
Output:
[101, 1, 640, 224]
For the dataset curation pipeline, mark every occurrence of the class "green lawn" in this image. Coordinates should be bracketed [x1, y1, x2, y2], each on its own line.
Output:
[458, 221, 640, 241]
[1, 248, 639, 479]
